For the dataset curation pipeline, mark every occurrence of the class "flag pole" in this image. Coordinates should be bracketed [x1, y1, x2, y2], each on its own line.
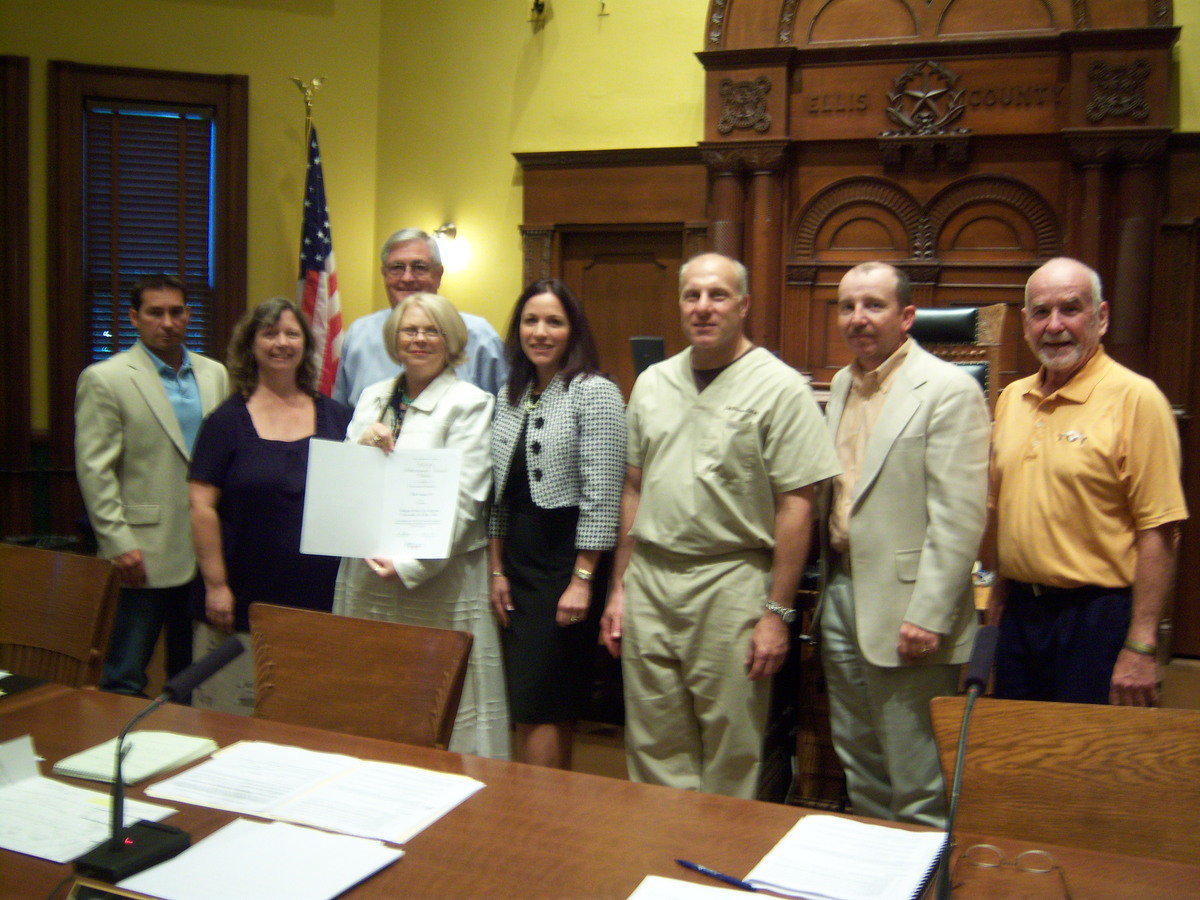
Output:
[290, 76, 324, 153]
[291, 76, 342, 397]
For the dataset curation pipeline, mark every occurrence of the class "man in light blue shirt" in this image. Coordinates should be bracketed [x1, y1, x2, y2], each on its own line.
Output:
[332, 228, 507, 406]
[75, 274, 229, 696]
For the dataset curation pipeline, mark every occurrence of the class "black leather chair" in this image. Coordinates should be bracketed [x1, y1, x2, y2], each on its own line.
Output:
[910, 304, 1006, 410]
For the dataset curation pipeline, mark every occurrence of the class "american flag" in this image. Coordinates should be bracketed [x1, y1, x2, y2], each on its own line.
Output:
[298, 125, 343, 395]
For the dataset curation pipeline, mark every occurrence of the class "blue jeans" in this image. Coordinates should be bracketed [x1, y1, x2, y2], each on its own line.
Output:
[100, 582, 194, 697]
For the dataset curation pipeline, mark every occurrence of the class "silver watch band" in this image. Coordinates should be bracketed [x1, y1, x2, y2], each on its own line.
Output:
[763, 600, 796, 624]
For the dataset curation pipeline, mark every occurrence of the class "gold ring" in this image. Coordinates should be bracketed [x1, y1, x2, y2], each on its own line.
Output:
[372, 434, 383, 444]
[570, 615, 581, 623]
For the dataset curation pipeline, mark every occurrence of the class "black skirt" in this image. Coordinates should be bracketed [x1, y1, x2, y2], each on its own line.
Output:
[500, 435, 606, 723]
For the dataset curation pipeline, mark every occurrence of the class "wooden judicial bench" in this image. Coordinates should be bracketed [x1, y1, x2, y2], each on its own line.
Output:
[3, 685, 1198, 899]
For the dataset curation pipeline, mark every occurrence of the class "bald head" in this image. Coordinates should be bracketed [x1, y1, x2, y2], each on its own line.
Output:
[1022, 256, 1108, 391]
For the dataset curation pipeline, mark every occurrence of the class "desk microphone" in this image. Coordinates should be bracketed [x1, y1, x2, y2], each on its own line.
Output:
[74, 635, 244, 882]
[936, 624, 998, 900]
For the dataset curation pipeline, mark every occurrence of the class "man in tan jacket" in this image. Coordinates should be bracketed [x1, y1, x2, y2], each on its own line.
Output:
[75, 274, 228, 695]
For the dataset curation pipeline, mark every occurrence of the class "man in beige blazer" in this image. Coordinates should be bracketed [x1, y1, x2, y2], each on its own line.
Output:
[817, 262, 989, 827]
[75, 274, 228, 696]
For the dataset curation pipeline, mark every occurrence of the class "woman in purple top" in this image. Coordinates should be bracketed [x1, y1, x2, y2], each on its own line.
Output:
[188, 297, 351, 713]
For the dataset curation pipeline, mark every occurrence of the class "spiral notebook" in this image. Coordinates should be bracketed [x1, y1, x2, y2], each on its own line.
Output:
[53, 732, 217, 784]
[744, 815, 946, 900]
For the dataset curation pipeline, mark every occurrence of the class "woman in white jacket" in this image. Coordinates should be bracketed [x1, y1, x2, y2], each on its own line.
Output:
[333, 292, 509, 760]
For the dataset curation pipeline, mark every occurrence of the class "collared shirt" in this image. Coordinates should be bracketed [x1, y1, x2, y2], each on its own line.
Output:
[991, 347, 1188, 588]
[829, 338, 912, 554]
[626, 347, 840, 556]
[139, 340, 203, 452]
[331, 308, 508, 406]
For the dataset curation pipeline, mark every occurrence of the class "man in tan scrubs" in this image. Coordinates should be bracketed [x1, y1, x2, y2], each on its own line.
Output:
[601, 252, 840, 798]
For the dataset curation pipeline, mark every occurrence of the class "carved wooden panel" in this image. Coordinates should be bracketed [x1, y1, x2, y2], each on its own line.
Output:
[515, 149, 710, 399]
[560, 230, 687, 398]
[784, 171, 1060, 383]
[706, 0, 1169, 49]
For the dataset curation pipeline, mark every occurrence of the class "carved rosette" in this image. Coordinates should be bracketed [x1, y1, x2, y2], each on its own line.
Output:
[718, 76, 772, 135]
[1086, 60, 1151, 123]
[520, 227, 553, 284]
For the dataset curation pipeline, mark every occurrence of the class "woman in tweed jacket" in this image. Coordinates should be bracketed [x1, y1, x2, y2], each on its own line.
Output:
[489, 279, 626, 769]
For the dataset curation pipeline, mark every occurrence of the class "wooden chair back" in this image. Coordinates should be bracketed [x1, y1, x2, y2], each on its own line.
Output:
[0, 543, 120, 686]
[248, 603, 473, 750]
[931, 695, 1200, 864]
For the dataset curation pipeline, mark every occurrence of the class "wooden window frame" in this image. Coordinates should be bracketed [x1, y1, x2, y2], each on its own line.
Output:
[47, 62, 247, 479]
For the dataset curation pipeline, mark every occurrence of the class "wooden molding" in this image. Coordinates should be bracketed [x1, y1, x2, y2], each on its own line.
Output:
[513, 147, 701, 169]
[699, 140, 790, 174]
[1064, 126, 1171, 165]
[46, 61, 249, 519]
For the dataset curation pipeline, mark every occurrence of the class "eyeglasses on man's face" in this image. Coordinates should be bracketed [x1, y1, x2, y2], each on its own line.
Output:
[399, 326, 443, 340]
[385, 261, 435, 276]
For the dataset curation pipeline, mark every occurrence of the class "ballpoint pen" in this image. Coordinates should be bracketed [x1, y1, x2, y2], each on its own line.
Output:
[675, 858, 758, 892]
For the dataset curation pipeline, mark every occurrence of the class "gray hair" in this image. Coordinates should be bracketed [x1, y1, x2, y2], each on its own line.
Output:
[379, 228, 443, 268]
[1025, 257, 1103, 312]
[679, 252, 749, 297]
[383, 292, 468, 368]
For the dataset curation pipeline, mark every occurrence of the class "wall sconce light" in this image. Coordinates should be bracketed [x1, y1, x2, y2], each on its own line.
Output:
[599, 1, 609, 16]
[433, 223, 469, 273]
[529, 1, 546, 25]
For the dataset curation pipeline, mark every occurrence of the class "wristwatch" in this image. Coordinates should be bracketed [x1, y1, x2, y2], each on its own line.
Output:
[763, 600, 796, 624]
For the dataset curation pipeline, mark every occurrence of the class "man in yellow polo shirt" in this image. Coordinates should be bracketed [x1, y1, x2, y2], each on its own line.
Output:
[600, 252, 839, 798]
[989, 257, 1187, 706]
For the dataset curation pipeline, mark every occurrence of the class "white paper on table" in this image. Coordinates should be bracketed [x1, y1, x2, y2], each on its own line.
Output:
[146, 740, 484, 845]
[744, 815, 946, 900]
[300, 439, 461, 559]
[120, 818, 403, 900]
[0, 735, 176, 864]
[627, 875, 750, 899]
[144, 741, 359, 817]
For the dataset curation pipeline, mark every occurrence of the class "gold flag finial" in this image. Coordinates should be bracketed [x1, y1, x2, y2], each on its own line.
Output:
[290, 77, 326, 133]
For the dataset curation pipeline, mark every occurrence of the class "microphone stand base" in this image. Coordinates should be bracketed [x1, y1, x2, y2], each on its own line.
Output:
[74, 820, 190, 882]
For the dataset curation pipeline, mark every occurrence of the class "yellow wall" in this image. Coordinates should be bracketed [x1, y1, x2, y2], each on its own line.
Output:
[373, 1, 708, 330]
[0, 0, 385, 429]
[1178, 0, 1200, 129]
[3, 0, 1198, 430]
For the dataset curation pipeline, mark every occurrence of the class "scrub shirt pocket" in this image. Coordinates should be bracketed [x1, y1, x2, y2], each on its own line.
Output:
[696, 409, 758, 489]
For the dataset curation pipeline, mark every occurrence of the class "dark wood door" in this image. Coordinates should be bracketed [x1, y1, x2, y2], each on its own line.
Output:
[560, 229, 686, 397]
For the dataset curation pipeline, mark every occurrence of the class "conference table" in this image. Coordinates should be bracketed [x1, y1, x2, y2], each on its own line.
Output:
[3, 685, 1198, 899]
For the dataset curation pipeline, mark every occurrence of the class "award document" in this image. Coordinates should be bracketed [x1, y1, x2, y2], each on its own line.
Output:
[300, 439, 462, 560]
